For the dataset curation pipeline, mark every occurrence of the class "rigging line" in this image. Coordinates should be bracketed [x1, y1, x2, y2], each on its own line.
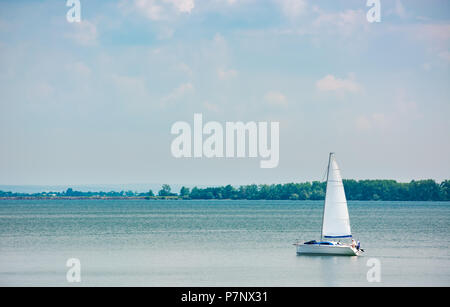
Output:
[320, 164, 328, 182]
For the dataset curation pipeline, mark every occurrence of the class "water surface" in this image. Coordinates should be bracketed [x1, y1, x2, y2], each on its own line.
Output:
[0, 200, 449, 286]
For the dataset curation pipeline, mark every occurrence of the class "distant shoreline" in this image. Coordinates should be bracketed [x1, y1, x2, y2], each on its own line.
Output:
[0, 196, 179, 200]
[1, 197, 449, 202]
[1, 179, 449, 201]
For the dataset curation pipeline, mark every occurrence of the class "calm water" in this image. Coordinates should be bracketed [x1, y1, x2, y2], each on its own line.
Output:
[0, 200, 449, 286]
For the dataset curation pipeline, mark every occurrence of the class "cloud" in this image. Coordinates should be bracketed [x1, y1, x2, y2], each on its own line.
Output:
[217, 67, 238, 80]
[133, 0, 164, 20]
[162, 82, 194, 104]
[313, 9, 367, 36]
[264, 91, 288, 106]
[168, 0, 195, 13]
[67, 20, 98, 46]
[316, 74, 360, 94]
[132, 0, 195, 20]
[276, 0, 307, 19]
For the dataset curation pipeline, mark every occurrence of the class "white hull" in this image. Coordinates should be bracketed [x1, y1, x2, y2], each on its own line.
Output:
[296, 244, 361, 256]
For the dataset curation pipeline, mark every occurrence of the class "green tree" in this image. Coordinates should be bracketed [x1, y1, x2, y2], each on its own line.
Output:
[440, 180, 450, 201]
[158, 184, 172, 197]
[409, 180, 441, 201]
[180, 186, 190, 198]
[222, 185, 235, 199]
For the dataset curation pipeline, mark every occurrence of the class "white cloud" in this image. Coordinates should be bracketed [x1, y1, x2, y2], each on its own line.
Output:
[134, 0, 164, 20]
[133, 0, 195, 20]
[276, 0, 307, 19]
[167, 0, 195, 13]
[217, 67, 238, 80]
[316, 74, 360, 94]
[264, 91, 288, 106]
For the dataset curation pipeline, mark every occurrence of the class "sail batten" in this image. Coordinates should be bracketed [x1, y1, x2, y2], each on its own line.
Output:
[321, 153, 352, 239]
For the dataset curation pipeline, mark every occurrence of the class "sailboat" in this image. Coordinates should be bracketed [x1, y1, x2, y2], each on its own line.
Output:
[294, 153, 363, 256]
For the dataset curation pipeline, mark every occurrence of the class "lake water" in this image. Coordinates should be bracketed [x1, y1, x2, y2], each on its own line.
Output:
[0, 200, 449, 286]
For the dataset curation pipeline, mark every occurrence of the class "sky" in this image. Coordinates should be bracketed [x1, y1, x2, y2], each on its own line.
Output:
[0, 0, 449, 187]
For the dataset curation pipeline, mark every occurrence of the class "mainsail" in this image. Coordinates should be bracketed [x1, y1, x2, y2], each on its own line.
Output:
[321, 153, 352, 238]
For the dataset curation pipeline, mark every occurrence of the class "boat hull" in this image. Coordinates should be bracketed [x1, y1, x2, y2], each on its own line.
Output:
[296, 244, 360, 256]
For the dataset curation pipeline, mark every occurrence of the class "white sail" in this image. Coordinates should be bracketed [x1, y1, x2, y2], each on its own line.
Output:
[321, 153, 352, 238]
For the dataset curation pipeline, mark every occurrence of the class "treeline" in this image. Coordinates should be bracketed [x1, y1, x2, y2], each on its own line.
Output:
[181, 180, 450, 201]
[0, 188, 150, 198]
[1, 180, 449, 201]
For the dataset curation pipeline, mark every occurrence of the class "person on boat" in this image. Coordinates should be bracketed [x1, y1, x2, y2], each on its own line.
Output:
[351, 239, 356, 248]
[356, 240, 361, 250]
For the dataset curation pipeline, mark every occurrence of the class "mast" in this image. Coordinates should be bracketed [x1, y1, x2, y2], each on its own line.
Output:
[321, 152, 333, 241]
